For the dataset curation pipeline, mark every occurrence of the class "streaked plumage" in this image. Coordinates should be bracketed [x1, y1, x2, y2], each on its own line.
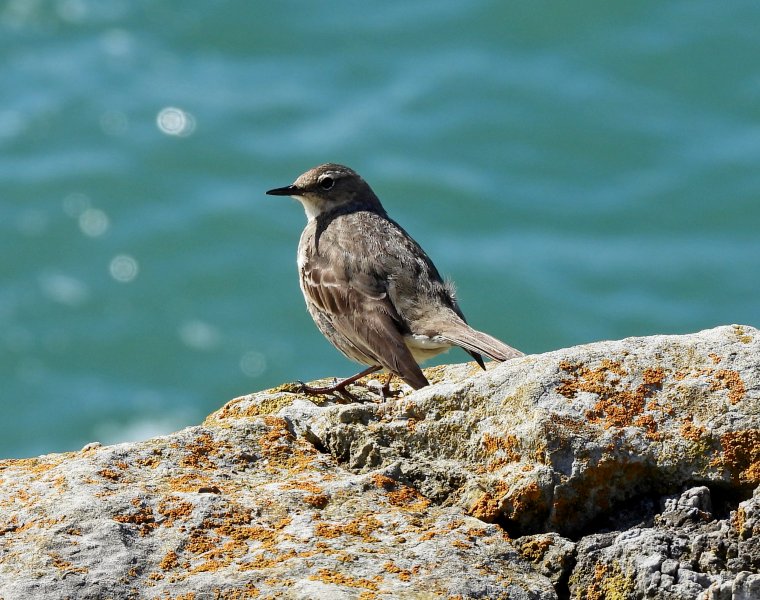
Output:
[267, 163, 522, 390]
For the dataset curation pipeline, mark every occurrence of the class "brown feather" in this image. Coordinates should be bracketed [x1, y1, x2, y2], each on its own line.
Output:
[301, 252, 429, 389]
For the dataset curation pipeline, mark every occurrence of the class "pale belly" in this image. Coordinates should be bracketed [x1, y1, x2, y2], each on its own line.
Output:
[404, 334, 452, 364]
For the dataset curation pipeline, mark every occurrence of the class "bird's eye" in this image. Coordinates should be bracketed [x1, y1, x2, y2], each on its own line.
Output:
[319, 177, 334, 190]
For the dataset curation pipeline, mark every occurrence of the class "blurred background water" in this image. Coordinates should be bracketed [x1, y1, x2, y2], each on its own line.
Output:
[2, 0, 759, 458]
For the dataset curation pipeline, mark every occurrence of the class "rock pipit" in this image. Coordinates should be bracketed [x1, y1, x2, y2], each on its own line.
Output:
[267, 163, 522, 399]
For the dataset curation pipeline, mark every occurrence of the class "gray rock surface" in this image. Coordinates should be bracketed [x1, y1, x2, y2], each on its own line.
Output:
[568, 486, 760, 599]
[0, 324, 758, 599]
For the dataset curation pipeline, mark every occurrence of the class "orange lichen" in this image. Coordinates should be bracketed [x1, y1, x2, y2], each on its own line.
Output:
[183, 510, 296, 575]
[177, 431, 228, 470]
[388, 487, 429, 511]
[518, 536, 553, 562]
[502, 481, 545, 521]
[558, 360, 665, 430]
[49, 552, 88, 574]
[309, 568, 380, 590]
[185, 530, 220, 555]
[184, 530, 219, 554]
[634, 414, 661, 440]
[257, 417, 317, 472]
[733, 506, 749, 538]
[418, 519, 469, 542]
[134, 449, 163, 469]
[282, 479, 324, 494]
[0, 457, 60, 476]
[157, 497, 194, 527]
[469, 492, 500, 522]
[97, 468, 121, 481]
[239, 549, 298, 571]
[465, 527, 487, 538]
[369, 474, 429, 511]
[642, 367, 666, 386]
[274, 479, 330, 509]
[680, 417, 707, 442]
[160, 550, 180, 570]
[371, 474, 396, 490]
[710, 370, 746, 405]
[167, 473, 215, 493]
[481, 433, 521, 468]
[732, 325, 753, 343]
[383, 561, 414, 582]
[712, 430, 760, 485]
[314, 515, 383, 541]
[1, 516, 64, 536]
[674, 370, 689, 381]
[303, 494, 330, 509]
[113, 501, 157, 536]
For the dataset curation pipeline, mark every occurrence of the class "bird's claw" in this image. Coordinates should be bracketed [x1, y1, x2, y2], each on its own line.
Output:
[293, 380, 358, 403]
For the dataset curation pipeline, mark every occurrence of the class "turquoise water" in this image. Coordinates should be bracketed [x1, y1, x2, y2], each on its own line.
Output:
[2, 0, 759, 458]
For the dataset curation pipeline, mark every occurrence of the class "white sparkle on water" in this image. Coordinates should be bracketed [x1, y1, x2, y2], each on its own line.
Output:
[156, 106, 195, 137]
[109, 254, 139, 283]
[78, 208, 109, 237]
[240, 350, 267, 378]
[178, 320, 221, 351]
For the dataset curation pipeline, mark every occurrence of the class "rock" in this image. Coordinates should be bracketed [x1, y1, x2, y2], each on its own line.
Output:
[0, 324, 758, 599]
[568, 483, 760, 599]
[514, 532, 576, 588]
[0, 418, 552, 599]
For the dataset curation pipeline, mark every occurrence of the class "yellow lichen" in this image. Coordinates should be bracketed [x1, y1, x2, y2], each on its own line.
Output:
[732, 325, 752, 343]
[574, 561, 635, 600]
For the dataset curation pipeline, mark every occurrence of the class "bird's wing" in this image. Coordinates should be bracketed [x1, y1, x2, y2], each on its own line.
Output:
[302, 257, 429, 389]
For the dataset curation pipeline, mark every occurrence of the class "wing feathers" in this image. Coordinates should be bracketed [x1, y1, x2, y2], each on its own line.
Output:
[302, 259, 430, 389]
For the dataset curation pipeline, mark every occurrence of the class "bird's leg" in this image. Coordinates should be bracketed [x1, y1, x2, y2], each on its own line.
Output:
[297, 365, 383, 402]
[380, 372, 396, 398]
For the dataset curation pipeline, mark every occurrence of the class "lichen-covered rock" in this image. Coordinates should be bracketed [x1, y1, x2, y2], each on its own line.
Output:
[568, 486, 760, 599]
[288, 324, 759, 538]
[0, 324, 758, 599]
[514, 532, 576, 588]
[0, 419, 553, 599]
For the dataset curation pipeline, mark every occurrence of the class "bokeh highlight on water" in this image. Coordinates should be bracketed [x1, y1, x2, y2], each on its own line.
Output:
[2, 0, 759, 458]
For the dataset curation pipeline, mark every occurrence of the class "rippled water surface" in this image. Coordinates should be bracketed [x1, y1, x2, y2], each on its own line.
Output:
[2, 0, 759, 457]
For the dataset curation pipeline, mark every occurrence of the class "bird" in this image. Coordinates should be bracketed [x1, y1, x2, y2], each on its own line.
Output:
[266, 163, 523, 398]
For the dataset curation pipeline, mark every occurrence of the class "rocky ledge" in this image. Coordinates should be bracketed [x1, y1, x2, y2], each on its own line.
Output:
[1, 325, 759, 599]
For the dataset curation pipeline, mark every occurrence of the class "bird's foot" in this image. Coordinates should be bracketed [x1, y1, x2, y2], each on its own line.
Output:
[370, 372, 400, 400]
[295, 379, 359, 403]
[294, 365, 383, 403]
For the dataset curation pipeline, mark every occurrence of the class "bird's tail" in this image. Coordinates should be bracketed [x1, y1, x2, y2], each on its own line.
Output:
[440, 323, 524, 364]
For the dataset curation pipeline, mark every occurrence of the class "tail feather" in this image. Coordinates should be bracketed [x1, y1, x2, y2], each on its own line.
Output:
[440, 325, 524, 364]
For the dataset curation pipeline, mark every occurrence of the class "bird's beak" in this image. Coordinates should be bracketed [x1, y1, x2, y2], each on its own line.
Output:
[266, 184, 299, 196]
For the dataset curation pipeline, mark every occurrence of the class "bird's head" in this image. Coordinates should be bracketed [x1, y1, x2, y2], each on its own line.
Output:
[266, 163, 382, 221]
